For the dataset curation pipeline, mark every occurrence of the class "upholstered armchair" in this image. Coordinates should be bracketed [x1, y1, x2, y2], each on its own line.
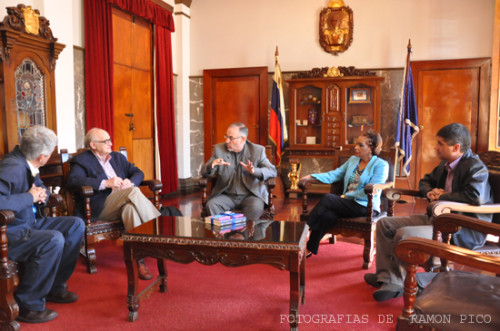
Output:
[395, 213, 500, 330]
[298, 148, 395, 268]
[62, 148, 163, 274]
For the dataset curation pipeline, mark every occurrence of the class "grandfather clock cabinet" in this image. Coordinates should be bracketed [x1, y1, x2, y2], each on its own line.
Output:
[0, 4, 64, 157]
[286, 76, 383, 158]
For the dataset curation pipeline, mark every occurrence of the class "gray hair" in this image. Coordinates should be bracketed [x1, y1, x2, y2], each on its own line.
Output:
[20, 126, 58, 160]
[229, 122, 248, 137]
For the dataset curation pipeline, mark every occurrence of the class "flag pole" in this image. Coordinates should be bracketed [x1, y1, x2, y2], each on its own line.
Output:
[393, 39, 412, 188]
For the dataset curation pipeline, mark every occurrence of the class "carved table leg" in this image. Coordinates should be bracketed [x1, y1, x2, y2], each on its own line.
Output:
[157, 258, 167, 293]
[124, 242, 139, 322]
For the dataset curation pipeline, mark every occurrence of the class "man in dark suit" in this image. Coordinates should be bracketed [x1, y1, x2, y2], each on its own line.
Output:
[67, 128, 160, 280]
[0, 126, 84, 324]
[201, 122, 277, 225]
[364, 123, 493, 301]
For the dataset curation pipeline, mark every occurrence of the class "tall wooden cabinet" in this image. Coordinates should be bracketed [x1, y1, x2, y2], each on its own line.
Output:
[0, 4, 64, 157]
[286, 76, 384, 158]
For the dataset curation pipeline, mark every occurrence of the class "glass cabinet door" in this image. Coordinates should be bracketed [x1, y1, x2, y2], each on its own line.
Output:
[345, 85, 375, 145]
[294, 85, 322, 145]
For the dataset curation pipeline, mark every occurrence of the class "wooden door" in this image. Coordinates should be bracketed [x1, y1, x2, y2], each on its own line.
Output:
[112, 8, 154, 179]
[408, 58, 490, 188]
[203, 67, 268, 160]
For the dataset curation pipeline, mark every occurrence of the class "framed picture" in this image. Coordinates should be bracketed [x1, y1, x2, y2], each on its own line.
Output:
[349, 88, 371, 104]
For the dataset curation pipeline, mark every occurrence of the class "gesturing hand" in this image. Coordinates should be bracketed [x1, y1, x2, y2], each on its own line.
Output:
[240, 160, 255, 174]
[212, 158, 230, 168]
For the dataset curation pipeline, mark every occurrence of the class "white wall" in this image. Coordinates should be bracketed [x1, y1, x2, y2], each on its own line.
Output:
[190, 0, 495, 75]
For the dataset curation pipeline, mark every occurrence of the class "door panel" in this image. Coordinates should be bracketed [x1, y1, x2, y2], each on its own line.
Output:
[408, 58, 490, 188]
[132, 68, 152, 138]
[112, 8, 154, 179]
[203, 67, 268, 161]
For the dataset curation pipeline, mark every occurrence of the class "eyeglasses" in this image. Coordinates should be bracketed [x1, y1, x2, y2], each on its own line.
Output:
[94, 138, 112, 144]
[224, 135, 242, 142]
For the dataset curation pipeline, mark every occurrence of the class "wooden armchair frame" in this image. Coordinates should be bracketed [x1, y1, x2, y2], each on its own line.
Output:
[0, 196, 61, 330]
[298, 148, 395, 269]
[0, 210, 19, 331]
[200, 145, 277, 220]
[395, 214, 500, 330]
[62, 148, 163, 274]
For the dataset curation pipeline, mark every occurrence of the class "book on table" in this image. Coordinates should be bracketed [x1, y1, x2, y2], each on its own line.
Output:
[205, 222, 246, 234]
[205, 211, 246, 226]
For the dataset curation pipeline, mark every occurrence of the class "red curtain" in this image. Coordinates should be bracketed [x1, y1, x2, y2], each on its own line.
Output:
[84, 0, 114, 137]
[84, 0, 178, 193]
[155, 26, 178, 193]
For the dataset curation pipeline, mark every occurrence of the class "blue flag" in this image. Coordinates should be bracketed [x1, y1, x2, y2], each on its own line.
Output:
[396, 60, 419, 176]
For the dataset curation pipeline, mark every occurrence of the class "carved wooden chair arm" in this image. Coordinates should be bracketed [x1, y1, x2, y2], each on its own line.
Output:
[140, 179, 163, 192]
[266, 178, 276, 190]
[366, 182, 394, 195]
[45, 194, 63, 217]
[298, 178, 320, 191]
[47, 194, 63, 207]
[427, 200, 500, 217]
[0, 210, 15, 227]
[432, 213, 500, 239]
[69, 185, 95, 197]
[383, 188, 424, 217]
[199, 177, 208, 188]
[382, 187, 422, 201]
[396, 236, 500, 274]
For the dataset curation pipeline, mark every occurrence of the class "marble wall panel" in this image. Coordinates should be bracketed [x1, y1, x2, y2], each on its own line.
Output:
[190, 77, 204, 178]
[73, 46, 86, 149]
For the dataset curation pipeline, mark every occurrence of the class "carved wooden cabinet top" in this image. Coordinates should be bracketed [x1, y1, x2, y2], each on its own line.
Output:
[0, 4, 62, 65]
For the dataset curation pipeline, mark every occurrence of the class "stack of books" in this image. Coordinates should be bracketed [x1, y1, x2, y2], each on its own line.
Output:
[205, 211, 247, 233]
[205, 222, 246, 235]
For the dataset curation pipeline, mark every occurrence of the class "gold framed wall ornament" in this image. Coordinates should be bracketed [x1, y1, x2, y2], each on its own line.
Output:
[320, 0, 353, 55]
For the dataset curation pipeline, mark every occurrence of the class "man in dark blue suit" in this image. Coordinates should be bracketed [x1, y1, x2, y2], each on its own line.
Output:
[0, 126, 84, 324]
[67, 128, 160, 279]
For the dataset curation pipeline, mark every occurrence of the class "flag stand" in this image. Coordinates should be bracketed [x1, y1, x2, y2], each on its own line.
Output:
[394, 39, 417, 192]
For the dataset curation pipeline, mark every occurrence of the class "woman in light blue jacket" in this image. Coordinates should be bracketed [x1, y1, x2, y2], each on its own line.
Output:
[302, 131, 389, 257]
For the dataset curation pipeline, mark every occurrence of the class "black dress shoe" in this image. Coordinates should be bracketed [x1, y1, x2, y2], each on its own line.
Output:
[46, 291, 78, 303]
[17, 309, 58, 323]
[364, 273, 383, 288]
[373, 284, 403, 302]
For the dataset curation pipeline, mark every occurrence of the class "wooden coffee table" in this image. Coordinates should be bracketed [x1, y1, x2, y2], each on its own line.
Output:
[122, 216, 308, 330]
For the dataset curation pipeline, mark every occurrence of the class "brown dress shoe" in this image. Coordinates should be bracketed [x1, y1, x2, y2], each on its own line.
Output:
[46, 291, 78, 303]
[17, 309, 58, 323]
[138, 261, 153, 280]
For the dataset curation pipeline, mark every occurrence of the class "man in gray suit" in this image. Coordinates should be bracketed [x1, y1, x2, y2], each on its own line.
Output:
[201, 122, 277, 224]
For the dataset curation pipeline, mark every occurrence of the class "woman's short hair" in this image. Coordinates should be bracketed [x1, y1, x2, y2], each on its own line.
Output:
[361, 130, 383, 156]
[19, 126, 58, 160]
